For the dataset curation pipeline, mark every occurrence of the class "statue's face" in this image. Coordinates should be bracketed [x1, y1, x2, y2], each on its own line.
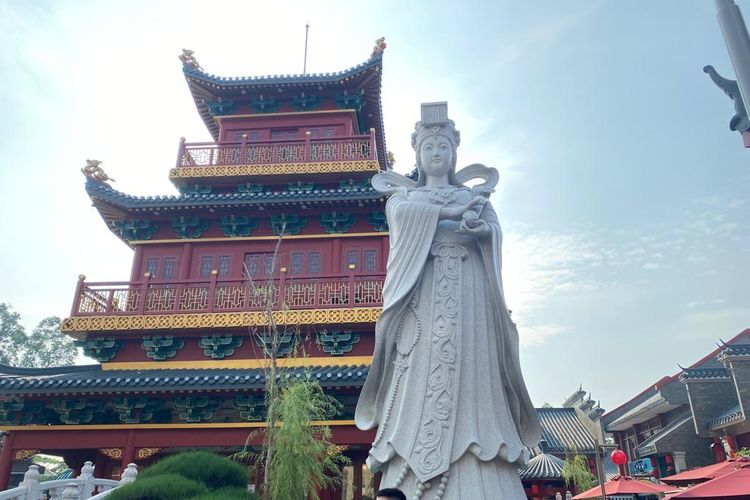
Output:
[419, 135, 454, 178]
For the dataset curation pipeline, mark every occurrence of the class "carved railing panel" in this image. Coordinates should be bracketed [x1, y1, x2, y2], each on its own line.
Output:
[70, 274, 384, 317]
[178, 134, 375, 168]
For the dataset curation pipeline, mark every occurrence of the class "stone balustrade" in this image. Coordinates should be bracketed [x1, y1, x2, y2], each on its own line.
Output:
[0, 462, 137, 500]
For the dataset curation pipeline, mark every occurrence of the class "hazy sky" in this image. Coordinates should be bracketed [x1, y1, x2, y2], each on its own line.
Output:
[0, 0, 748, 411]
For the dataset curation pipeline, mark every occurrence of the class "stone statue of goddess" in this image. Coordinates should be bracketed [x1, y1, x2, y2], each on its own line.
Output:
[355, 102, 541, 499]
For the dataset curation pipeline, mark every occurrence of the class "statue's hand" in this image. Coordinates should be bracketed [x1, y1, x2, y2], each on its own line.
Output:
[457, 216, 491, 238]
[440, 196, 484, 220]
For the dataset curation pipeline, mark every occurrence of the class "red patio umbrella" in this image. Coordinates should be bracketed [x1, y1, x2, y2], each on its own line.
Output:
[573, 475, 674, 499]
[662, 457, 750, 485]
[668, 466, 750, 498]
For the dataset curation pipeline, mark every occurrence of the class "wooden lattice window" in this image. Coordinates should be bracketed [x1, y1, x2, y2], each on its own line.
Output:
[309, 252, 321, 274]
[200, 256, 214, 278]
[364, 250, 377, 273]
[291, 252, 303, 274]
[218, 256, 232, 277]
[145, 258, 159, 277]
[346, 250, 359, 269]
[162, 257, 177, 280]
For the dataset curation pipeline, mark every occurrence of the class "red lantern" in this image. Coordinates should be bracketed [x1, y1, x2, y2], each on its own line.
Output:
[611, 449, 627, 465]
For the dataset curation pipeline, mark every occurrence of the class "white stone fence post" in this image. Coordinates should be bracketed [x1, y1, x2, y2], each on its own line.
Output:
[0, 461, 137, 500]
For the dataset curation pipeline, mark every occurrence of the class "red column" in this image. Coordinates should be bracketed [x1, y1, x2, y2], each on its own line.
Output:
[70, 274, 87, 316]
[332, 239, 341, 273]
[179, 243, 193, 279]
[130, 246, 144, 282]
[0, 432, 15, 491]
[121, 430, 136, 471]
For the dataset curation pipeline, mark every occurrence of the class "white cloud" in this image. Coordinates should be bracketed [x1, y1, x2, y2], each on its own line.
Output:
[518, 323, 565, 347]
[678, 307, 750, 340]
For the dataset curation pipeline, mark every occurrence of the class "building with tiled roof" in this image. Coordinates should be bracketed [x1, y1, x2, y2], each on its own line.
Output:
[602, 328, 750, 481]
[0, 43, 390, 497]
[679, 329, 750, 459]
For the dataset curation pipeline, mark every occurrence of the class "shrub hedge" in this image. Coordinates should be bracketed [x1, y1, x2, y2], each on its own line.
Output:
[138, 450, 248, 490]
[107, 473, 205, 500]
[189, 486, 259, 500]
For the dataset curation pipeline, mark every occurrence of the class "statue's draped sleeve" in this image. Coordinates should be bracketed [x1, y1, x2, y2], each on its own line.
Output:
[355, 192, 442, 430]
[476, 202, 542, 447]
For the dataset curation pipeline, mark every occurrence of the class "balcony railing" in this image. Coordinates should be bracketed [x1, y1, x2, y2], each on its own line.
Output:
[70, 272, 385, 317]
[175, 130, 377, 168]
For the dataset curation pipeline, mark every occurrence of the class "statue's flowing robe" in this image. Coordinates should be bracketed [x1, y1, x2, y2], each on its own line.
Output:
[355, 186, 541, 498]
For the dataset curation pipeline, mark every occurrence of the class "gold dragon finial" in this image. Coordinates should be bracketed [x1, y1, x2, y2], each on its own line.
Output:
[387, 151, 395, 166]
[371, 37, 386, 57]
[179, 49, 203, 70]
[81, 159, 115, 182]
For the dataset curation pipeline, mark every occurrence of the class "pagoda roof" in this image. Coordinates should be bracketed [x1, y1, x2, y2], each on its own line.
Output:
[0, 363, 369, 396]
[86, 177, 381, 211]
[182, 51, 388, 164]
[85, 177, 383, 240]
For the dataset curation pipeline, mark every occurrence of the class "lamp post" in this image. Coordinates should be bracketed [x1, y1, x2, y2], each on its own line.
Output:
[593, 440, 624, 499]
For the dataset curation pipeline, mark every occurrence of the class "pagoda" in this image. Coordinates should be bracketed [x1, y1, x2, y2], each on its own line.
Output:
[0, 41, 390, 498]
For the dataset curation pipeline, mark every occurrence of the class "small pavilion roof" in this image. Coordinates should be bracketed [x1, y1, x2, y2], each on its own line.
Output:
[679, 367, 731, 381]
[537, 407, 596, 453]
[0, 363, 369, 396]
[709, 403, 744, 430]
[182, 51, 388, 165]
[518, 452, 566, 480]
[717, 342, 750, 362]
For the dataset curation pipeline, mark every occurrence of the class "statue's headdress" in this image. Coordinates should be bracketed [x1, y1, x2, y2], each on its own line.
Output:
[411, 101, 461, 151]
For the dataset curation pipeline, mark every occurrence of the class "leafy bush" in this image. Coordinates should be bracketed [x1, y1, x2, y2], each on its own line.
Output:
[107, 473, 205, 500]
[189, 486, 259, 499]
[139, 450, 248, 490]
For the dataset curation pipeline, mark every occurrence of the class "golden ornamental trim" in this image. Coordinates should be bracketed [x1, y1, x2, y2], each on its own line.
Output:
[169, 160, 380, 179]
[102, 355, 372, 371]
[61, 307, 381, 333]
[136, 448, 161, 460]
[129, 231, 388, 246]
[0, 420, 357, 432]
[99, 448, 123, 460]
[14, 449, 40, 461]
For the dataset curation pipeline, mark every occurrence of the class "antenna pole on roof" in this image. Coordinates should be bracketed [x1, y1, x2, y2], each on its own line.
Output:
[303, 22, 310, 74]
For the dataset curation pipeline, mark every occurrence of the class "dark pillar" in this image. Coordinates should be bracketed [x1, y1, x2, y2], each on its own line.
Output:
[94, 451, 108, 479]
[0, 432, 15, 491]
[353, 455, 363, 500]
[121, 430, 136, 470]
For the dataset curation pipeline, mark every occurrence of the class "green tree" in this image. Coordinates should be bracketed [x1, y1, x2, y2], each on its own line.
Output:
[230, 229, 348, 499]
[20, 316, 77, 368]
[0, 303, 78, 368]
[562, 450, 596, 493]
[0, 303, 27, 365]
[267, 377, 349, 500]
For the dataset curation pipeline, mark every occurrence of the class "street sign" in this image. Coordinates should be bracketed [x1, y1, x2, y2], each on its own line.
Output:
[629, 458, 654, 475]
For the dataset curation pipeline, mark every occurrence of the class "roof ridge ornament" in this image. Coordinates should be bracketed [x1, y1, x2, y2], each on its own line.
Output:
[371, 37, 386, 58]
[179, 48, 203, 71]
[81, 159, 115, 183]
